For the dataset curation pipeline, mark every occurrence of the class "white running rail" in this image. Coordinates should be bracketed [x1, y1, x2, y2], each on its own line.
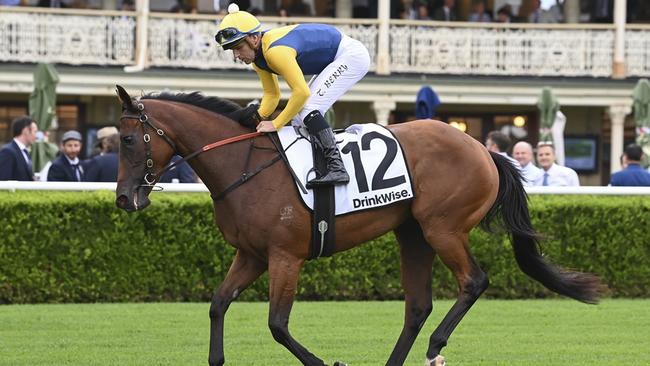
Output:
[1, 181, 649, 195]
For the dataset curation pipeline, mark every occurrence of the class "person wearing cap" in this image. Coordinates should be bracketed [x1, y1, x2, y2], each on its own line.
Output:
[91, 126, 119, 157]
[48, 130, 85, 182]
[215, 3, 370, 187]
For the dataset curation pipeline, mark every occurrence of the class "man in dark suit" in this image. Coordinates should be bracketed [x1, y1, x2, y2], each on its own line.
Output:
[592, 0, 613, 23]
[0, 116, 38, 181]
[84, 132, 119, 182]
[48, 130, 84, 182]
[159, 155, 197, 183]
[610, 144, 650, 186]
[433, 0, 457, 21]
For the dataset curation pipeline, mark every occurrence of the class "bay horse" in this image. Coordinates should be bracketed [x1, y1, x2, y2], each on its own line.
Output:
[114, 85, 602, 366]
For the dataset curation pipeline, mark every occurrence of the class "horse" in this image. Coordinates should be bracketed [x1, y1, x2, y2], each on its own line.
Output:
[114, 85, 602, 366]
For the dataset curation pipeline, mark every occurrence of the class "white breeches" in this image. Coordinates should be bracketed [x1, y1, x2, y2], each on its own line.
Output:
[292, 34, 371, 126]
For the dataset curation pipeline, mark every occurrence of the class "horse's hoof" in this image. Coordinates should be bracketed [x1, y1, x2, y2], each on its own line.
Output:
[425, 355, 445, 366]
[333, 361, 348, 366]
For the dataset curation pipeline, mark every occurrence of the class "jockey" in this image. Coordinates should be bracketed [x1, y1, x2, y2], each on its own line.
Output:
[215, 3, 370, 187]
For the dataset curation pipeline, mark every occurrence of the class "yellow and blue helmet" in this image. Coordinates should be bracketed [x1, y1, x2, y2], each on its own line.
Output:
[215, 3, 261, 50]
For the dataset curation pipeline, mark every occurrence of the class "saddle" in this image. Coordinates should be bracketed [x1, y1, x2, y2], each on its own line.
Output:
[275, 124, 415, 260]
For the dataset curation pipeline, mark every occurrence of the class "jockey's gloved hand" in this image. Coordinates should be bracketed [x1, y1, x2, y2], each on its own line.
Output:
[235, 103, 262, 129]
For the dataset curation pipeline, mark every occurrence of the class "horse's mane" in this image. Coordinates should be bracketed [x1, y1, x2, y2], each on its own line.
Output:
[141, 91, 257, 129]
[141, 91, 242, 115]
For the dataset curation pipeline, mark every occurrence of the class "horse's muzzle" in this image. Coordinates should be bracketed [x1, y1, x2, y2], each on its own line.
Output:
[116, 194, 130, 210]
[115, 185, 151, 212]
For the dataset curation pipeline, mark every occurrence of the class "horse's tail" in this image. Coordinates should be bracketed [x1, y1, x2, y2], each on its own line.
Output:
[481, 152, 603, 304]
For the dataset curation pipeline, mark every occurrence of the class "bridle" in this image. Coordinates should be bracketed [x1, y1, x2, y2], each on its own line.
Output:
[120, 100, 179, 186]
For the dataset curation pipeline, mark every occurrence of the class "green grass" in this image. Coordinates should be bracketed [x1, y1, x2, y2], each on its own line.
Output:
[1, 300, 649, 365]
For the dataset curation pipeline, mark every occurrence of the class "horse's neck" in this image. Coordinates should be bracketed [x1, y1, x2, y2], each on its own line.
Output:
[166, 109, 253, 194]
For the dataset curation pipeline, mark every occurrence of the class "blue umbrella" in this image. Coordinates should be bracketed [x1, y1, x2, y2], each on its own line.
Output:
[415, 86, 441, 120]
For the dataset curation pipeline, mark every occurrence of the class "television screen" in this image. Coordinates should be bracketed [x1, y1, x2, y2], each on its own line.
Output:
[564, 136, 598, 173]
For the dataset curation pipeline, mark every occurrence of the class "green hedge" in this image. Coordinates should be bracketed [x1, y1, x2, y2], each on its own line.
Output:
[0, 191, 648, 304]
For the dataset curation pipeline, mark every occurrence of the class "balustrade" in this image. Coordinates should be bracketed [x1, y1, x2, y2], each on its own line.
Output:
[1, 8, 649, 78]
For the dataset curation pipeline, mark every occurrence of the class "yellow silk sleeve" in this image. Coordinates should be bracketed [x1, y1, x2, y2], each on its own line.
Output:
[265, 46, 311, 129]
[252, 64, 280, 119]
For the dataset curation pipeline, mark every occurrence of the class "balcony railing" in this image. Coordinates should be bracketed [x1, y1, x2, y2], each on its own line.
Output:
[1, 7, 649, 78]
[0, 8, 135, 65]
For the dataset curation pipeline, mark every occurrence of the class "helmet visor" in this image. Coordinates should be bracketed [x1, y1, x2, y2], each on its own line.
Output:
[215, 25, 261, 49]
[215, 27, 245, 49]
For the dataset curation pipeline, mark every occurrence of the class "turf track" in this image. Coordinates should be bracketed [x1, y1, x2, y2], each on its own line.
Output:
[1, 299, 648, 365]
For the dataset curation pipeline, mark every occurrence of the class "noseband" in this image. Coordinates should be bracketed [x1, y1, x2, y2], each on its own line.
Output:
[120, 101, 178, 186]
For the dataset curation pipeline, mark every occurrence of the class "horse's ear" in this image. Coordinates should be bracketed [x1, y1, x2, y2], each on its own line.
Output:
[115, 85, 133, 109]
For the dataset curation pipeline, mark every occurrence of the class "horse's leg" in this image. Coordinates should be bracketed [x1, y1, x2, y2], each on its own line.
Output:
[423, 232, 489, 366]
[209, 249, 266, 366]
[267, 250, 327, 366]
[386, 218, 435, 366]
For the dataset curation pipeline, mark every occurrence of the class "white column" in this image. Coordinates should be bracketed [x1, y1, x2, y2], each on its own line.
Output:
[375, 0, 391, 75]
[373, 99, 396, 126]
[124, 0, 150, 73]
[612, 0, 627, 79]
[609, 104, 631, 173]
[335, 0, 352, 18]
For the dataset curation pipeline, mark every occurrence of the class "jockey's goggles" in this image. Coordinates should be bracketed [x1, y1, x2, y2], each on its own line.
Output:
[215, 25, 261, 49]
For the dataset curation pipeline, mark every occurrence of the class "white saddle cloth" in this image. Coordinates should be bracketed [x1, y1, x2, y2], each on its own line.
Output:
[277, 123, 414, 216]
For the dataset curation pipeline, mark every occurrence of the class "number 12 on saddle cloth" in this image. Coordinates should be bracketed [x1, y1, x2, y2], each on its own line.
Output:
[277, 123, 415, 215]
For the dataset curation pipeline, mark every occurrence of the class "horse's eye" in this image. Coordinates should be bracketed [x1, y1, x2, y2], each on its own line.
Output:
[122, 135, 134, 145]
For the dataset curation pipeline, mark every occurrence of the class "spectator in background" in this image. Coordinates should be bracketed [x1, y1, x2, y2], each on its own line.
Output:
[610, 144, 650, 186]
[513, 141, 543, 186]
[495, 4, 512, 23]
[0, 0, 21, 6]
[48, 130, 85, 182]
[534, 142, 580, 186]
[287, 0, 310, 16]
[415, 1, 432, 20]
[91, 126, 118, 157]
[433, 0, 456, 21]
[170, 1, 185, 13]
[84, 133, 119, 182]
[120, 0, 135, 11]
[591, 0, 613, 23]
[37, 0, 67, 7]
[528, 0, 542, 23]
[468, 0, 491, 22]
[0, 116, 38, 181]
[159, 155, 197, 183]
[485, 131, 520, 168]
[353, 0, 377, 18]
[393, 0, 416, 19]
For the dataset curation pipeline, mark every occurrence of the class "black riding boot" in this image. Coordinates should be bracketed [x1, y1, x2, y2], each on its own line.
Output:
[304, 110, 349, 187]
